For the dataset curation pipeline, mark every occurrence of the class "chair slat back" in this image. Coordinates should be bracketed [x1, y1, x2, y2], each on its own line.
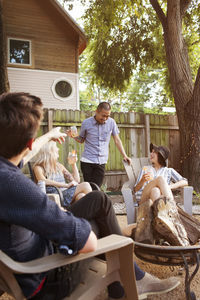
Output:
[123, 157, 150, 184]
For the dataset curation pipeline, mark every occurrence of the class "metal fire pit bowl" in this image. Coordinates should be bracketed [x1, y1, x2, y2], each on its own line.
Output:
[133, 241, 200, 300]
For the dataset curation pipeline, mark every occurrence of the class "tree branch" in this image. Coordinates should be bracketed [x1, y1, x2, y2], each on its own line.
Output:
[149, 0, 167, 29]
[180, 0, 192, 17]
[192, 39, 200, 46]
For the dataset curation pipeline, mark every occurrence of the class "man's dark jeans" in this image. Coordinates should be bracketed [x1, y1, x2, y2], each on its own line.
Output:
[70, 190, 122, 237]
[80, 162, 105, 188]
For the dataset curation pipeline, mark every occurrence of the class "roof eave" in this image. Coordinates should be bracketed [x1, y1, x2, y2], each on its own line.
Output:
[49, 0, 87, 54]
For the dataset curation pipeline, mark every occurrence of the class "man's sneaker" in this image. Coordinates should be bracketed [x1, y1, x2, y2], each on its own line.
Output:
[136, 273, 180, 299]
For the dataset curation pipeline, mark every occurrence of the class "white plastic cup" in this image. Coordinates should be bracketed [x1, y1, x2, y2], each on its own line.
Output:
[37, 180, 46, 193]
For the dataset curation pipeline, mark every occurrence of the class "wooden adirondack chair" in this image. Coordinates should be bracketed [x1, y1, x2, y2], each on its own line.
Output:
[0, 235, 138, 300]
[122, 158, 193, 224]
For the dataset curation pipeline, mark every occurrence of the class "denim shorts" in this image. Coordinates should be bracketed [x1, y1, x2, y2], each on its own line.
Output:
[46, 186, 76, 207]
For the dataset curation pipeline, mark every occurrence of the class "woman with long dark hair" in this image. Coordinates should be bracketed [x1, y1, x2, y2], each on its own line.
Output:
[134, 143, 188, 205]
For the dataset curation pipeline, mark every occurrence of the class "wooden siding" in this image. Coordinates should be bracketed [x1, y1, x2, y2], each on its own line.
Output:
[8, 68, 79, 109]
[26, 110, 181, 191]
[4, 0, 80, 73]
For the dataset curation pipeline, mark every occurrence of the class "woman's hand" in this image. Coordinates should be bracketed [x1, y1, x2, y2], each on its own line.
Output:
[50, 127, 66, 144]
[67, 153, 78, 165]
[142, 173, 153, 182]
[134, 173, 151, 193]
[66, 181, 78, 188]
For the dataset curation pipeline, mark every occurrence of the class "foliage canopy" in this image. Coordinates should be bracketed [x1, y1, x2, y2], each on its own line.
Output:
[63, 0, 200, 112]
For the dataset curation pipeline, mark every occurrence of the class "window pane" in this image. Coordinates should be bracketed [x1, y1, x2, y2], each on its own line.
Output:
[9, 39, 30, 65]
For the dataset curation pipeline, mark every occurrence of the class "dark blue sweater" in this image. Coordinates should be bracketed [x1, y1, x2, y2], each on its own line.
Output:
[0, 156, 91, 297]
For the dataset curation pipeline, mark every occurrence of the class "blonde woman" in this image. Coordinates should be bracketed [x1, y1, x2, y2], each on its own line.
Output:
[33, 141, 92, 208]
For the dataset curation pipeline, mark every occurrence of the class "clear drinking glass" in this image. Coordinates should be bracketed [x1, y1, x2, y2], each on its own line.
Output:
[70, 126, 78, 138]
[68, 150, 77, 165]
[143, 165, 154, 181]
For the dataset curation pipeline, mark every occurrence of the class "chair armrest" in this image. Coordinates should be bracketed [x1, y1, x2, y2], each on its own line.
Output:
[121, 183, 137, 224]
[122, 180, 134, 190]
[46, 185, 65, 207]
[47, 194, 62, 207]
[0, 235, 133, 274]
[179, 186, 193, 215]
[89, 182, 100, 191]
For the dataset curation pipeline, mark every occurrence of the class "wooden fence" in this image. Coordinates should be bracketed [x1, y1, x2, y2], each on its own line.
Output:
[35, 109, 180, 191]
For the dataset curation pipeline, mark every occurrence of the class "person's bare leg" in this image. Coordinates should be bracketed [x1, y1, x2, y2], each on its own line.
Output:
[140, 176, 173, 204]
[149, 187, 161, 201]
[72, 182, 92, 202]
[74, 192, 86, 201]
[74, 182, 92, 198]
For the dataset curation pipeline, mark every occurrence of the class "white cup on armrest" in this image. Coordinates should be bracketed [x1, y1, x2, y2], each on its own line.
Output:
[37, 180, 46, 193]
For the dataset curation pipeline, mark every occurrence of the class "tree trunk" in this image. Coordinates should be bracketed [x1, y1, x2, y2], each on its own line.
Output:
[156, 0, 200, 190]
[0, 0, 10, 94]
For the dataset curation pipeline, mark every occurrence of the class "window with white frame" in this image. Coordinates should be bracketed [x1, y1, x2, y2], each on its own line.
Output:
[52, 78, 74, 101]
[8, 38, 31, 65]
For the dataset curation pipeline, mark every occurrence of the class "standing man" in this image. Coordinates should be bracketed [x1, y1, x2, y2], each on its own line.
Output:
[67, 102, 131, 187]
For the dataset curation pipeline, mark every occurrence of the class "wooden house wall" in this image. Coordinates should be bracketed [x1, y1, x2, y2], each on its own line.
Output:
[4, 0, 79, 73]
[25, 110, 181, 191]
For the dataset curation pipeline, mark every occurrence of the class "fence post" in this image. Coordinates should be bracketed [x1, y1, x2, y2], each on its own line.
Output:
[48, 109, 53, 131]
[145, 114, 150, 157]
[129, 112, 137, 157]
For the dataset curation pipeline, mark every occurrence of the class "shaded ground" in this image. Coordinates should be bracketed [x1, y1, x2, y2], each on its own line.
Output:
[1, 194, 200, 300]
